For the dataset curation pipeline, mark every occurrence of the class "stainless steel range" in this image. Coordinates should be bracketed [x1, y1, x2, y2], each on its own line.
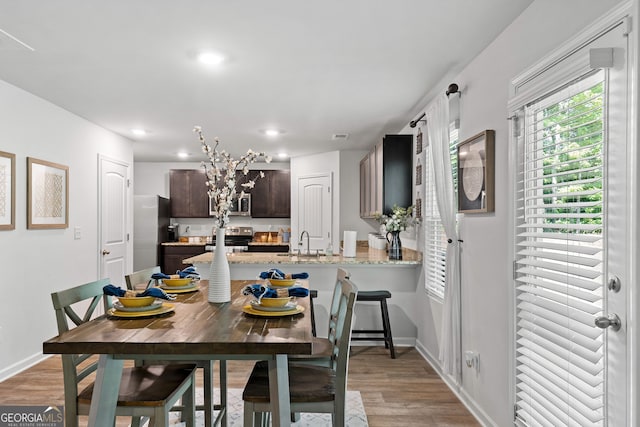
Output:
[205, 226, 253, 253]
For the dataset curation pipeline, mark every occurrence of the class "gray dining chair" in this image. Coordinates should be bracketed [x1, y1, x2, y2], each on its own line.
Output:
[241, 272, 358, 427]
[51, 277, 196, 427]
[288, 267, 351, 367]
[125, 266, 228, 427]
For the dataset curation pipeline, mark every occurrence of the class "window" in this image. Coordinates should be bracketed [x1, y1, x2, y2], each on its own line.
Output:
[514, 71, 605, 426]
[424, 124, 458, 298]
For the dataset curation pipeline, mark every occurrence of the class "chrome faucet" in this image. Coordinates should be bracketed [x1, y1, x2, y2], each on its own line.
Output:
[299, 230, 310, 256]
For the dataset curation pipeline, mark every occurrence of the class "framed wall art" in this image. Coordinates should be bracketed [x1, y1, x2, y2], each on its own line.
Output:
[0, 151, 16, 230]
[457, 130, 495, 213]
[27, 157, 69, 229]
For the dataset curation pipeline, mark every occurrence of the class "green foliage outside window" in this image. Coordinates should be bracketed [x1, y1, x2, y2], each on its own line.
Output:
[537, 81, 604, 234]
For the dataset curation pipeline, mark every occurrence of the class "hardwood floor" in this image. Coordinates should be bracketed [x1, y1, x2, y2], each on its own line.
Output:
[0, 346, 480, 426]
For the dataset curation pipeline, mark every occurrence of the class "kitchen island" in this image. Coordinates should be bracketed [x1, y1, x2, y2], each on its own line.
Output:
[184, 246, 422, 345]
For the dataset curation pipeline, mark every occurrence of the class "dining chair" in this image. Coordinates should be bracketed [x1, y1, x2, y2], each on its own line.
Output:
[288, 267, 351, 367]
[50, 278, 196, 427]
[241, 272, 358, 427]
[125, 266, 228, 427]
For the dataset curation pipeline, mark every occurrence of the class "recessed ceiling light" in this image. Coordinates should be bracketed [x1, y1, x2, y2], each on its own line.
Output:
[197, 51, 225, 66]
[131, 128, 147, 136]
[177, 152, 191, 159]
[278, 152, 288, 159]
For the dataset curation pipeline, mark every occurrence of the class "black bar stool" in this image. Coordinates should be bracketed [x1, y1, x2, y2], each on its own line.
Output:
[309, 290, 318, 337]
[351, 290, 396, 358]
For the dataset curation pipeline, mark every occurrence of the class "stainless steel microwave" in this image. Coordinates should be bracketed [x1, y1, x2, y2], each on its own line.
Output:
[210, 194, 251, 216]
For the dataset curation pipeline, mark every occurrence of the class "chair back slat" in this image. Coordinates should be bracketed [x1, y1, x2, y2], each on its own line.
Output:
[332, 275, 358, 393]
[125, 266, 161, 290]
[51, 278, 112, 334]
[326, 268, 350, 345]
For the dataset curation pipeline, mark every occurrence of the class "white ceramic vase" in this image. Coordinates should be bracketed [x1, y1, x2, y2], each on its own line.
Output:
[208, 227, 231, 303]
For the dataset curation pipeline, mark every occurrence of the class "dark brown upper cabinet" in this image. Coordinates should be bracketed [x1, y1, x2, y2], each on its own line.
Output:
[251, 170, 291, 218]
[360, 134, 413, 218]
[169, 169, 210, 218]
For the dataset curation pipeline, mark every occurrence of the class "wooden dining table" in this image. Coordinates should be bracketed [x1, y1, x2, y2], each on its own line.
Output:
[42, 279, 313, 427]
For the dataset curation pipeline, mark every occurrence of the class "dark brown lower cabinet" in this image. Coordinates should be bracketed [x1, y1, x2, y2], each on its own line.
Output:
[162, 245, 206, 275]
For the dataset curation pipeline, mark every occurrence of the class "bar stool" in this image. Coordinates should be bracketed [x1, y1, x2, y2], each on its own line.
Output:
[309, 290, 318, 337]
[351, 290, 396, 358]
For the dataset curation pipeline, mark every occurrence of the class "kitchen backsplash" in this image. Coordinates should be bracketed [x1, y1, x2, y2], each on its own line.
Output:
[171, 217, 291, 239]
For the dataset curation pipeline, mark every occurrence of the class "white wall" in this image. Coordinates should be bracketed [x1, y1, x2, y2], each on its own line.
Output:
[409, 1, 626, 425]
[0, 80, 133, 380]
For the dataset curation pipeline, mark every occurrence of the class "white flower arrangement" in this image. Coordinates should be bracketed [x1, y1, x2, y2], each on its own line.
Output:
[194, 126, 272, 229]
[376, 205, 415, 232]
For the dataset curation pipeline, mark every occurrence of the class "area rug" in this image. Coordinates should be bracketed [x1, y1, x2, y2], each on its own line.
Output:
[166, 388, 368, 426]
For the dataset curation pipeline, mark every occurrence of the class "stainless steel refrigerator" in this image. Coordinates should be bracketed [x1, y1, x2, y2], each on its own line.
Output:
[133, 195, 170, 271]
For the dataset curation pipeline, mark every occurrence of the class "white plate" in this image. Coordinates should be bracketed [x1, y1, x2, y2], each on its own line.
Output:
[113, 301, 162, 312]
[249, 300, 298, 312]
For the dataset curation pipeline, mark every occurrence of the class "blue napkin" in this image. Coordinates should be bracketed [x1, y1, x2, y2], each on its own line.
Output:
[103, 284, 176, 301]
[242, 284, 309, 299]
[151, 266, 200, 280]
[259, 268, 309, 280]
[178, 266, 200, 279]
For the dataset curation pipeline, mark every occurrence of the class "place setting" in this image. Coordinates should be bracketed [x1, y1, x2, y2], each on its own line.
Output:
[241, 281, 309, 317]
[152, 266, 201, 294]
[103, 284, 177, 318]
[259, 268, 308, 289]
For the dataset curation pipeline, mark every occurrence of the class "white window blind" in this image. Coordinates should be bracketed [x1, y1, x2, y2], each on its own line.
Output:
[514, 71, 606, 426]
[424, 125, 458, 298]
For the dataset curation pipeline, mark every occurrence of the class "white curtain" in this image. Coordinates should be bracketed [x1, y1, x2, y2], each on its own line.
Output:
[426, 94, 462, 383]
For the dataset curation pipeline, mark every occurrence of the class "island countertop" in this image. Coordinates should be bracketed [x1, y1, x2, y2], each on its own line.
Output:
[183, 246, 422, 265]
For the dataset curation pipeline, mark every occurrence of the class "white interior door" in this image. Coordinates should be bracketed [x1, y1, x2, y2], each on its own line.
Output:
[296, 173, 332, 252]
[99, 155, 129, 287]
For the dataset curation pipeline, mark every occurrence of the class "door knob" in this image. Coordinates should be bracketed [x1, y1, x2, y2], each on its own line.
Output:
[102, 249, 111, 255]
[594, 314, 621, 331]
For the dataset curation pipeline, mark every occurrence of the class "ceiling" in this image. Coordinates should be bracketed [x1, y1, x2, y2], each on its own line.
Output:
[0, 1, 532, 163]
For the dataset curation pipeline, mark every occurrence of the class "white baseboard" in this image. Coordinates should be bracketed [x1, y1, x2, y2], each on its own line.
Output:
[414, 340, 497, 427]
[0, 352, 51, 383]
[350, 336, 416, 347]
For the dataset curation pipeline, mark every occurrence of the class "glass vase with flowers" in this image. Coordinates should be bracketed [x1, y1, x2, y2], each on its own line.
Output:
[375, 205, 415, 260]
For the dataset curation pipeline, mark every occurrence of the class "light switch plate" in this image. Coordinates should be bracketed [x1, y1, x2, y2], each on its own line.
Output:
[74, 226, 81, 240]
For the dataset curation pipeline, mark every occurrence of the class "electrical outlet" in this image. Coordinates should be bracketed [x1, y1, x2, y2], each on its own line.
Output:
[74, 226, 81, 240]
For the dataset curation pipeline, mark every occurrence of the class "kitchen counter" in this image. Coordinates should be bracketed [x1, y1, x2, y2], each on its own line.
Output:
[162, 241, 209, 246]
[185, 245, 422, 343]
[183, 246, 422, 265]
[247, 241, 290, 246]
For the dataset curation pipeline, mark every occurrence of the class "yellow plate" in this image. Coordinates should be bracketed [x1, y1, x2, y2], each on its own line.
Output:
[108, 303, 175, 318]
[160, 284, 199, 294]
[242, 304, 304, 317]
